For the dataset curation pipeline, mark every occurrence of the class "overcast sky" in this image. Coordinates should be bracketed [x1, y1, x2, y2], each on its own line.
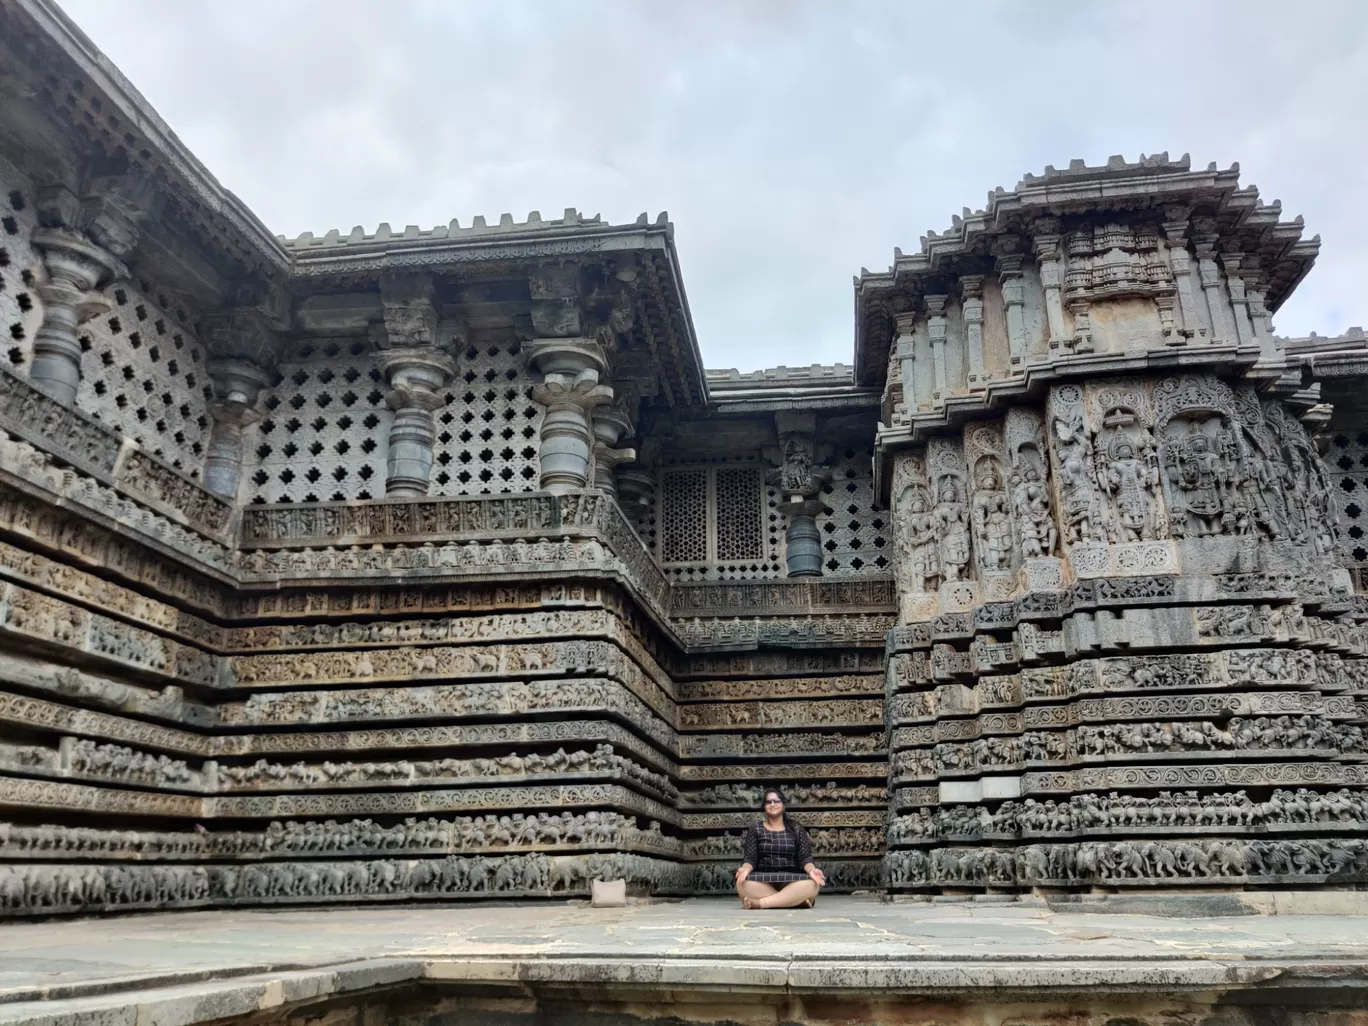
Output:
[59, 0, 1368, 371]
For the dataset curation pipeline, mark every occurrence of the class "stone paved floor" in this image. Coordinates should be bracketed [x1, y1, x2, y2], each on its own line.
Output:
[4, 896, 1368, 1025]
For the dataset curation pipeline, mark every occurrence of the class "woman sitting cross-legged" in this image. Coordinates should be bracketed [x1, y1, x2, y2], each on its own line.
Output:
[734, 787, 826, 909]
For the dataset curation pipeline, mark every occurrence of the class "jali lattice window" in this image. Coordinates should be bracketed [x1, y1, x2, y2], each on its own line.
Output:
[658, 464, 771, 579]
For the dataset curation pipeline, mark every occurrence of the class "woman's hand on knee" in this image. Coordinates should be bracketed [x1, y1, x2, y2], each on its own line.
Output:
[735, 864, 752, 885]
[805, 865, 826, 888]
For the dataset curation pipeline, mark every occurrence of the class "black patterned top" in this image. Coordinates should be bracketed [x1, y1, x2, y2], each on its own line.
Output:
[741, 821, 813, 885]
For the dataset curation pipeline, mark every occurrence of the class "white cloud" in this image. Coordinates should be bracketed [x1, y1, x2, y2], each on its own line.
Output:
[58, 0, 1368, 368]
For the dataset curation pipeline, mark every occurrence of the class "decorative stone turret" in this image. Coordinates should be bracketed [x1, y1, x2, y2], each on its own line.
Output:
[767, 411, 830, 577]
[528, 339, 613, 493]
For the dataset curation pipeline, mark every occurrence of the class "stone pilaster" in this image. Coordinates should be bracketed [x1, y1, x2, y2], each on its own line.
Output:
[1161, 207, 1199, 343]
[926, 295, 949, 406]
[1221, 249, 1254, 346]
[1032, 224, 1067, 352]
[893, 310, 917, 417]
[378, 349, 455, 496]
[1192, 219, 1232, 343]
[528, 339, 613, 493]
[960, 276, 986, 391]
[994, 244, 1028, 370]
[203, 359, 272, 499]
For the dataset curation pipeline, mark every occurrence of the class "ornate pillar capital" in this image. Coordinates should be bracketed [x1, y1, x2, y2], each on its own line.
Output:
[376, 273, 438, 348]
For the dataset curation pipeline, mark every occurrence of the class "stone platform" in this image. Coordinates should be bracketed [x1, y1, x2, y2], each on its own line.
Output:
[3, 896, 1368, 1026]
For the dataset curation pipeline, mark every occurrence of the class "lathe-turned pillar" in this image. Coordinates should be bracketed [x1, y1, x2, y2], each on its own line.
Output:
[203, 359, 272, 499]
[528, 338, 613, 493]
[378, 349, 455, 496]
[591, 404, 636, 498]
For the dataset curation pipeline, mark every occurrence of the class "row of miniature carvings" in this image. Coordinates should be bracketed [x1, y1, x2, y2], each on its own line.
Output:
[0, 364, 233, 540]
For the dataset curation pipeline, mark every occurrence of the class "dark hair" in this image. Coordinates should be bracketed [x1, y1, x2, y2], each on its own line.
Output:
[761, 786, 802, 833]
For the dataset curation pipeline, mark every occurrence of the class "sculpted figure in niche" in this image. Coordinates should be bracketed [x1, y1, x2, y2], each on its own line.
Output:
[1165, 420, 1235, 537]
[1011, 464, 1057, 558]
[1234, 448, 1285, 540]
[1052, 408, 1102, 544]
[971, 461, 1013, 570]
[896, 487, 941, 593]
[934, 479, 971, 581]
[1096, 411, 1161, 542]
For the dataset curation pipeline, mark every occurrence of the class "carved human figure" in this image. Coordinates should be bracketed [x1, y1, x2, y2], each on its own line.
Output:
[1011, 465, 1057, 558]
[896, 490, 941, 593]
[1052, 410, 1101, 544]
[1235, 453, 1284, 540]
[1165, 422, 1233, 537]
[972, 464, 1013, 571]
[1098, 433, 1159, 542]
[934, 481, 971, 582]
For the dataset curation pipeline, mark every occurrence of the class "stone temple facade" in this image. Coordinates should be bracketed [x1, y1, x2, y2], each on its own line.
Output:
[0, 0, 1366, 917]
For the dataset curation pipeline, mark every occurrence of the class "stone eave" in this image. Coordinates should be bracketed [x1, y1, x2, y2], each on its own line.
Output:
[853, 154, 1320, 388]
[4, 0, 291, 279]
[709, 387, 882, 416]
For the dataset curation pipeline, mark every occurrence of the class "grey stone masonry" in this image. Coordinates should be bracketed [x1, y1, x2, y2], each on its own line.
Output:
[1, 0, 1368, 918]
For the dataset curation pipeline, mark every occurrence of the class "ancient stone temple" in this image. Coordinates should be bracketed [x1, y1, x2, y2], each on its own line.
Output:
[1, 0, 1367, 920]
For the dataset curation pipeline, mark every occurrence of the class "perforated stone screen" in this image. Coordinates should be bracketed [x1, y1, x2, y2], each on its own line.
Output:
[76, 281, 212, 480]
[1330, 428, 1368, 569]
[244, 342, 390, 504]
[715, 467, 763, 562]
[432, 342, 541, 496]
[0, 159, 41, 373]
[816, 446, 887, 576]
[660, 469, 707, 563]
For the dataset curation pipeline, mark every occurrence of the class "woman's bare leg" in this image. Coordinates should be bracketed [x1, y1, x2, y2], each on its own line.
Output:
[754, 878, 819, 909]
[737, 880, 778, 908]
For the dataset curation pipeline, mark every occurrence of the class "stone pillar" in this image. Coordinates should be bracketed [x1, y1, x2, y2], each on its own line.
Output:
[528, 339, 613, 493]
[926, 295, 948, 406]
[28, 227, 123, 403]
[960, 276, 986, 390]
[768, 411, 829, 578]
[203, 358, 272, 499]
[1192, 219, 1232, 343]
[1220, 249, 1254, 346]
[378, 349, 455, 496]
[894, 310, 917, 416]
[995, 245, 1027, 370]
[1033, 226, 1067, 352]
[1161, 208, 1199, 343]
[590, 405, 636, 498]
[27, 175, 152, 404]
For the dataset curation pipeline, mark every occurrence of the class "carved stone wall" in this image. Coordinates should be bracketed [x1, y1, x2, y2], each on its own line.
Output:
[884, 370, 1368, 892]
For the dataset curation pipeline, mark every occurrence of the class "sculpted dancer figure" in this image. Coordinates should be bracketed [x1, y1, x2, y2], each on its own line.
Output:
[734, 788, 825, 909]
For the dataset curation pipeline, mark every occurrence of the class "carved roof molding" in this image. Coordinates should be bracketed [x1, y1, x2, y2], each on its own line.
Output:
[1, 0, 291, 281]
[854, 152, 1322, 386]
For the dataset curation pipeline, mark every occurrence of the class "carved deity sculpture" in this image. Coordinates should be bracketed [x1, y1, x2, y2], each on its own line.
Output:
[1011, 465, 1057, 558]
[896, 488, 941, 593]
[934, 480, 972, 581]
[780, 435, 816, 495]
[1052, 409, 1102, 544]
[971, 463, 1013, 571]
[1165, 421, 1234, 537]
[1234, 451, 1284, 540]
[1094, 408, 1162, 542]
